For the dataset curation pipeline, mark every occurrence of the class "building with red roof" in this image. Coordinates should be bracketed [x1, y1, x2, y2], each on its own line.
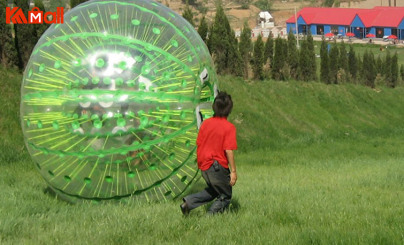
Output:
[286, 7, 404, 40]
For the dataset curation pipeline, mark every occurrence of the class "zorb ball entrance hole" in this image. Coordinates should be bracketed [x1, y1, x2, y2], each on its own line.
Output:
[20, 0, 218, 202]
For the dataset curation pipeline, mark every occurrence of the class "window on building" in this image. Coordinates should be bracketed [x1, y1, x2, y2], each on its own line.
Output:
[331, 25, 338, 35]
[317, 25, 324, 35]
[376, 28, 384, 38]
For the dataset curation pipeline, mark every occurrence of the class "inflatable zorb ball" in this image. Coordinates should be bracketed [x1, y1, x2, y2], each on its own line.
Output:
[20, 0, 218, 202]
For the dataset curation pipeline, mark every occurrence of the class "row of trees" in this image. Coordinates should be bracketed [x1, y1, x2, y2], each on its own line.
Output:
[2, 0, 403, 87]
[0, 0, 87, 70]
[321, 40, 402, 88]
[184, 4, 318, 81]
[184, 4, 404, 87]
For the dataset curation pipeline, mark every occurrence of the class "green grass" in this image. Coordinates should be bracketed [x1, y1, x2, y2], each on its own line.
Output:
[1, 67, 403, 244]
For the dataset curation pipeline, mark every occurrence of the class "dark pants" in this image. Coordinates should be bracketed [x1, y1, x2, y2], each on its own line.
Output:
[183, 161, 232, 213]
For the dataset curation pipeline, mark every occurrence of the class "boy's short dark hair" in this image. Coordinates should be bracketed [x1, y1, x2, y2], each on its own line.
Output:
[212, 91, 233, 117]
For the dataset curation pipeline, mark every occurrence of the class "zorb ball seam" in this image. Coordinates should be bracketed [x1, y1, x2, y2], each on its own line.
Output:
[20, 0, 218, 202]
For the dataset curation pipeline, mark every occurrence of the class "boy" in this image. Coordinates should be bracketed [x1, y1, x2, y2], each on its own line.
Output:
[180, 92, 237, 215]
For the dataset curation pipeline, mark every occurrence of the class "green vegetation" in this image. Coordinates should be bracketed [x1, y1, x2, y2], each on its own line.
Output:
[239, 21, 252, 79]
[70, 0, 89, 8]
[252, 34, 265, 79]
[182, 3, 195, 26]
[197, 15, 208, 42]
[1, 67, 403, 244]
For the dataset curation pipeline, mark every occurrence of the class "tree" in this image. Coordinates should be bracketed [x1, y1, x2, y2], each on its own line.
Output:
[306, 31, 317, 81]
[0, 1, 19, 68]
[390, 52, 398, 88]
[209, 5, 230, 74]
[272, 36, 286, 80]
[209, 4, 240, 75]
[197, 16, 208, 43]
[228, 30, 243, 77]
[297, 39, 312, 81]
[70, 0, 88, 9]
[287, 31, 299, 79]
[376, 55, 383, 75]
[252, 35, 265, 80]
[356, 54, 363, 85]
[383, 50, 392, 82]
[13, 0, 37, 69]
[328, 42, 339, 84]
[181, 0, 197, 5]
[361, 50, 376, 87]
[324, 0, 335, 7]
[254, 0, 272, 11]
[320, 38, 330, 84]
[400, 64, 404, 81]
[264, 32, 274, 68]
[348, 45, 357, 81]
[239, 21, 252, 79]
[182, 3, 194, 26]
[338, 41, 348, 72]
[34, 0, 49, 39]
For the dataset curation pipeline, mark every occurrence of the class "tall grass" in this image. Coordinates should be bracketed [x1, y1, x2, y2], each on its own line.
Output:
[0, 68, 403, 244]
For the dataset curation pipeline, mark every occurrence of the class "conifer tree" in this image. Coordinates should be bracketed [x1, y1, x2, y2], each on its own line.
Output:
[252, 35, 265, 80]
[320, 38, 330, 84]
[182, 3, 195, 26]
[362, 50, 376, 87]
[356, 54, 363, 85]
[348, 45, 357, 81]
[383, 50, 392, 81]
[34, 0, 49, 39]
[272, 36, 286, 80]
[206, 24, 214, 53]
[209, 5, 230, 74]
[13, 0, 37, 69]
[264, 32, 274, 68]
[390, 52, 398, 88]
[197, 16, 208, 43]
[297, 39, 311, 81]
[376, 55, 383, 75]
[70, 0, 88, 9]
[306, 31, 316, 81]
[400, 64, 404, 81]
[239, 21, 252, 79]
[209, 4, 240, 75]
[228, 30, 243, 77]
[338, 41, 348, 72]
[287, 31, 299, 79]
[0, 1, 19, 68]
[329, 42, 339, 84]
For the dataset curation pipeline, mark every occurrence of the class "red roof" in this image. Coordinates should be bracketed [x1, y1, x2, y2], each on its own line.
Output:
[287, 7, 404, 28]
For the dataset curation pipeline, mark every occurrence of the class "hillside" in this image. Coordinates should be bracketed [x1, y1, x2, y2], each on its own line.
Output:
[164, 0, 404, 30]
[2, 67, 404, 159]
[220, 76, 404, 152]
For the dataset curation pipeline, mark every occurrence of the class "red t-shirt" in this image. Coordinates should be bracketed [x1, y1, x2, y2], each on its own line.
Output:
[196, 117, 237, 171]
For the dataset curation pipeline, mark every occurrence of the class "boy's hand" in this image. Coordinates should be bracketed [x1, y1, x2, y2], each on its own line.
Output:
[230, 172, 237, 186]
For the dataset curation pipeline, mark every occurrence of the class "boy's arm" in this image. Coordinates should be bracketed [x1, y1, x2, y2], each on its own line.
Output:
[225, 150, 237, 186]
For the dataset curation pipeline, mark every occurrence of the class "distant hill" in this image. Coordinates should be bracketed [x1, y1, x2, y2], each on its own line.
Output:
[162, 0, 404, 30]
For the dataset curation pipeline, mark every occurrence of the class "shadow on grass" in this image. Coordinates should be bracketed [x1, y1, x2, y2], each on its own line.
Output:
[43, 186, 75, 204]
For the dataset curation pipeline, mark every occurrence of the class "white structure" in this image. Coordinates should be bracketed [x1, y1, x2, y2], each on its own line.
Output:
[258, 11, 274, 28]
[251, 27, 287, 38]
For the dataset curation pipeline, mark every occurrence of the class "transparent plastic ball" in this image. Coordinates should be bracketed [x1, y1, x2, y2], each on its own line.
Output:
[20, 0, 218, 202]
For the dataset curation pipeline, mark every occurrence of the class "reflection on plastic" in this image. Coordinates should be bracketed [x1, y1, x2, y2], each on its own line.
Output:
[20, 0, 218, 202]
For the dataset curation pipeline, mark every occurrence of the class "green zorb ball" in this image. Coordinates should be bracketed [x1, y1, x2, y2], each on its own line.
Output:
[20, 0, 218, 202]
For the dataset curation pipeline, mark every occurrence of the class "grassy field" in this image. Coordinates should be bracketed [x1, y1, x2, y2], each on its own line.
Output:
[1, 67, 403, 244]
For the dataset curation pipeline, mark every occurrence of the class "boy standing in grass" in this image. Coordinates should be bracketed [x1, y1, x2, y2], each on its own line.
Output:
[180, 92, 237, 215]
